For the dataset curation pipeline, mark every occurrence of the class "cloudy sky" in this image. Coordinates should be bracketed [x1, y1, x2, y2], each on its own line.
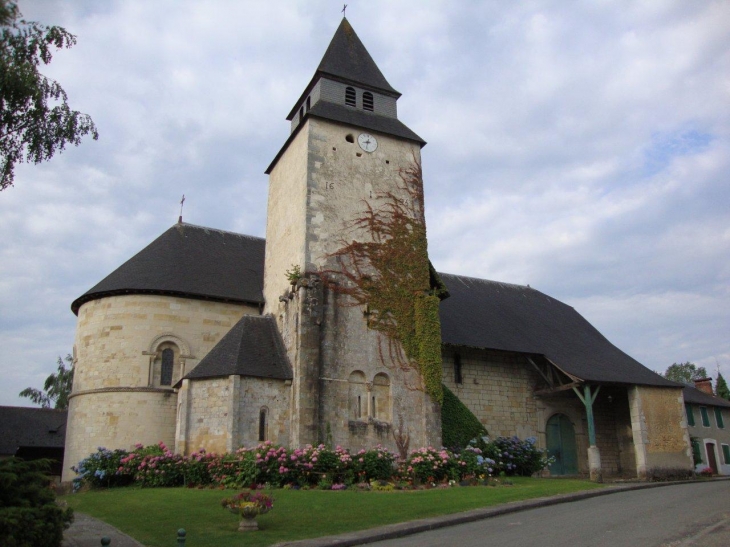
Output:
[1, 0, 728, 406]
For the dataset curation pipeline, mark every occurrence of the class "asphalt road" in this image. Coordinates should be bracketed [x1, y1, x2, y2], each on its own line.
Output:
[368, 481, 730, 547]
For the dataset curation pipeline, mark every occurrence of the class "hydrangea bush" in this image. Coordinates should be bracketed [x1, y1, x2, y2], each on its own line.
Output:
[72, 436, 551, 490]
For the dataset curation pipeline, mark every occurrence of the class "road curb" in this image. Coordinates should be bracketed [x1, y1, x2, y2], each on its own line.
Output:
[272, 477, 730, 547]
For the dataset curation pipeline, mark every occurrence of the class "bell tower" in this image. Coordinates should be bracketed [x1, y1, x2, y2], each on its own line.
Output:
[264, 18, 441, 451]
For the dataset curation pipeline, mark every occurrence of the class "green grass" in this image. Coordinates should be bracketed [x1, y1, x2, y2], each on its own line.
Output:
[62, 478, 604, 547]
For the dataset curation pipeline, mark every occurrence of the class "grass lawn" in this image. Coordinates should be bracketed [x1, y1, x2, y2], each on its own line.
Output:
[62, 478, 604, 547]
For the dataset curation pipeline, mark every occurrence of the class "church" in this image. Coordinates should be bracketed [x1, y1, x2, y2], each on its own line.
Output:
[62, 18, 696, 482]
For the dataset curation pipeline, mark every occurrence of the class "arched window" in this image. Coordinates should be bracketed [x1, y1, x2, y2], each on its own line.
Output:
[345, 87, 356, 107]
[299, 105, 305, 122]
[306, 96, 311, 111]
[348, 370, 367, 420]
[362, 91, 374, 111]
[160, 348, 174, 386]
[372, 373, 391, 421]
[258, 407, 268, 442]
[150, 341, 181, 388]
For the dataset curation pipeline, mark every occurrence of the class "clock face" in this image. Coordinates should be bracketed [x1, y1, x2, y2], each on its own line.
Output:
[358, 133, 378, 153]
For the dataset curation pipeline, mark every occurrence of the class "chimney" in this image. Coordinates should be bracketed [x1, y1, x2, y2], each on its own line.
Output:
[694, 377, 713, 395]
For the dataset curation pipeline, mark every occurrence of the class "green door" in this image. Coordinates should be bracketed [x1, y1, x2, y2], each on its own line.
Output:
[546, 414, 578, 475]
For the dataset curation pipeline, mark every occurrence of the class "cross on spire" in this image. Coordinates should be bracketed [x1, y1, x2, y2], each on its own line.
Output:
[342, 4, 347, 17]
[178, 194, 185, 223]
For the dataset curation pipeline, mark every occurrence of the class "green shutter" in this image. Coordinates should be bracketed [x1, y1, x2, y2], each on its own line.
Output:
[715, 408, 724, 429]
[692, 439, 702, 464]
[700, 406, 711, 427]
[723, 444, 730, 465]
[686, 404, 695, 426]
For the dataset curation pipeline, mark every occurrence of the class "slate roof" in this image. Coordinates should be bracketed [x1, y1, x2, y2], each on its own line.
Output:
[438, 273, 680, 388]
[683, 385, 730, 408]
[72, 223, 265, 314]
[287, 18, 400, 122]
[0, 406, 67, 455]
[183, 315, 292, 382]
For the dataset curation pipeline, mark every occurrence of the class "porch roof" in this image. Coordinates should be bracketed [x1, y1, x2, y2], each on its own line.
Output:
[438, 273, 680, 388]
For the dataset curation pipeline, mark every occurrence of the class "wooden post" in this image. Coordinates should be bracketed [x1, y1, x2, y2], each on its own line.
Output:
[573, 384, 603, 482]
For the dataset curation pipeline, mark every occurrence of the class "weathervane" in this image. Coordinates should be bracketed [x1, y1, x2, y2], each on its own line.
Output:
[178, 194, 185, 223]
[342, 4, 347, 17]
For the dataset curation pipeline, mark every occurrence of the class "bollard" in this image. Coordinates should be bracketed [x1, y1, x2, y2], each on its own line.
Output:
[101, 537, 111, 546]
[177, 528, 186, 546]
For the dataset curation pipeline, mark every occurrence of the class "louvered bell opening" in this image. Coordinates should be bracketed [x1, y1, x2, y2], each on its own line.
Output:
[345, 86, 356, 107]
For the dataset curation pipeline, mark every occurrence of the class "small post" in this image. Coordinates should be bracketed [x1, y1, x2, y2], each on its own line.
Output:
[101, 538, 111, 546]
[177, 528, 186, 546]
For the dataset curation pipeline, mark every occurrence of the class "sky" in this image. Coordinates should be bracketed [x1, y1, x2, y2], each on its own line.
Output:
[1, 0, 729, 406]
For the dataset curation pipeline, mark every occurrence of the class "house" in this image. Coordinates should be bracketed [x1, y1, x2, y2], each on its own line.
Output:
[62, 18, 694, 483]
[683, 379, 730, 475]
[0, 406, 67, 480]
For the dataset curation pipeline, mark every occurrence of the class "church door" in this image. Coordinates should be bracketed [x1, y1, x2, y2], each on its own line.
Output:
[546, 414, 578, 475]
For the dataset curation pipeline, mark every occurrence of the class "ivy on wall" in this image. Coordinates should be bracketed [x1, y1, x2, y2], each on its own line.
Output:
[441, 384, 488, 450]
[322, 162, 445, 403]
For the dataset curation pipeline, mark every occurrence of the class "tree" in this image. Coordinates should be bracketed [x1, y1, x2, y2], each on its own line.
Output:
[1, 1, 98, 190]
[716, 373, 730, 401]
[19, 354, 74, 409]
[663, 361, 708, 385]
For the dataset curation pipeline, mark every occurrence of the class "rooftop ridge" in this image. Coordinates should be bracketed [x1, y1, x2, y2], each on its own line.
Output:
[176, 222, 265, 241]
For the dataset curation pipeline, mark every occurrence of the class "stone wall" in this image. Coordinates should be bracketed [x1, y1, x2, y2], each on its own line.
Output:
[238, 377, 291, 447]
[629, 386, 693, 477]
[63, 294, 256, 481]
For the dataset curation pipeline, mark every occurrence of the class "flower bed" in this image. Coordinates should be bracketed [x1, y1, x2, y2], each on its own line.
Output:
[73, 436, 551, 491]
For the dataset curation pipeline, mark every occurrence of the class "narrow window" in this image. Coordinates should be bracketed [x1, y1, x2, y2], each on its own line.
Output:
[715, 408, 724, 429]
[345, 86, 356, 107]
[363, 91, 374, 111]
[299, 106, 304, 122]
[258, 408, 267, 441]
[306, 96, 311, 111]
[357, 396, 362, 419]
[723, 444, 730, 464]
[454, 353, 463, 384]
[692, 438, 703, 463]
[160, 348, 174, 386]
[371, 395, 376, 418]
[700, 406, 711, 427]
[686, 404, 695, 427]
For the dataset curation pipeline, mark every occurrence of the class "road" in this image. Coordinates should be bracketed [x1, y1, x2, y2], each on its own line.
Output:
[369, 481, 730, 547]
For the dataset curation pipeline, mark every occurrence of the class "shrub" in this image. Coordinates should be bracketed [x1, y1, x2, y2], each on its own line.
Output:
[352, 445, 397, 482]
[479, 436, 550, 476]
[72, 447, 132, 489]
[404, 447, 458, 483]
[0, 458, 74, 547]
[208, 449, 258, 489]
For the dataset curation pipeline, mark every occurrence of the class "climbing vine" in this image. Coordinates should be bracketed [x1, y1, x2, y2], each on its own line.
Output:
[322, 161, 445, 403]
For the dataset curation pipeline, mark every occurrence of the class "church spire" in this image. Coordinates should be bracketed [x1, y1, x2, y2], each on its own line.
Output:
[316, 18, 399, 97]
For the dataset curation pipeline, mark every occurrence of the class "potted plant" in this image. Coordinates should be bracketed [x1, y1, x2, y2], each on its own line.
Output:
[221, 490, 274, 531]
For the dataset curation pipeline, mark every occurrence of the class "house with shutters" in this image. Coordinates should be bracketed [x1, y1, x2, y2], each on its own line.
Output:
[62, 17, 695, 483]
[683, 379, 730, 475]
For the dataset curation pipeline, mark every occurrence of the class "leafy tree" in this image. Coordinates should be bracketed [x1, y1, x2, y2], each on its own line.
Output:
[1, 0, 98, 190]
[716, 373, 730, 401]
[663, 361, 708, 385]
[19, 354, 73, 409]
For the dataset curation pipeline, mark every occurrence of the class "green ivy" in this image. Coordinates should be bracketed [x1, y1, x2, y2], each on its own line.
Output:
[441, 384, 488, 450]
[323, 162, 444, 403]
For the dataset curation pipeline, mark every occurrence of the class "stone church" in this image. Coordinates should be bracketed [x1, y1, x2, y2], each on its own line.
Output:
[62, 19, 696, 482]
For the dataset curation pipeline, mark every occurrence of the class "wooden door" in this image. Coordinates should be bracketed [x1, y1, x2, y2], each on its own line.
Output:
[706, 442, 718, 473]
[546, 414, 578, 475]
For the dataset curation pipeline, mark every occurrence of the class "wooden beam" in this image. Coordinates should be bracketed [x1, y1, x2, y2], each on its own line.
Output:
[534, 381, 582, 396]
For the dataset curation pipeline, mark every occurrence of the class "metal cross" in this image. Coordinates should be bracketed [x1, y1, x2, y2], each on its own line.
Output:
[342, 4, 347, 17]
[179, 194, 185, 223]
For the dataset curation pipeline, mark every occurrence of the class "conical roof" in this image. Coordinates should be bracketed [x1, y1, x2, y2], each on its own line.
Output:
[71, 223, 265, 314]
[182, 314, 292, 383]
[316, 18, 399, 96]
